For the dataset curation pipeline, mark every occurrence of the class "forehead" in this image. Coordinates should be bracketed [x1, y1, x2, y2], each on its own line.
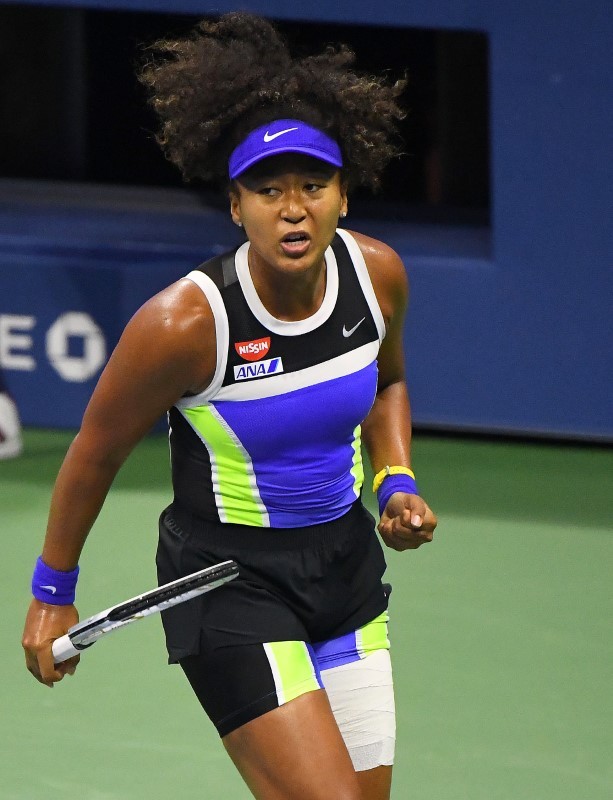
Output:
[237, 153, 339, 186]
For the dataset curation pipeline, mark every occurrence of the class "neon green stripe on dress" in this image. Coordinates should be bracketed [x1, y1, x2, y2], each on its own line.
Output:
[356, 611, 390, 657]
[350, 424, 364, 498]
[263, 641, 322, 705]
[183, 405, 268, 526]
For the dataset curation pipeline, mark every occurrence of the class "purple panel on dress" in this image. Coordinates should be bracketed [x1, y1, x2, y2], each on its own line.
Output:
[214, 362, 378, 527]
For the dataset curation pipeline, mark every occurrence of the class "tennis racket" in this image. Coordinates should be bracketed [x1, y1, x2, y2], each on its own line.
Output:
[52, 560, 239, 664]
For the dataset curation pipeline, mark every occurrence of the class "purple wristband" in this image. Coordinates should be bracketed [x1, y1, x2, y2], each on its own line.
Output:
[32, 556, 79, 605]
[377, 474, 419, 516]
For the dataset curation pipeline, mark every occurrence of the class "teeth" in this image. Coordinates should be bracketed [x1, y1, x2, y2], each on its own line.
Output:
[285, 234, 306, 242]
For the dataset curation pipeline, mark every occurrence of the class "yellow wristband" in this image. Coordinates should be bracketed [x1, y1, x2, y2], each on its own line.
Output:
[372, 465, 416, 493]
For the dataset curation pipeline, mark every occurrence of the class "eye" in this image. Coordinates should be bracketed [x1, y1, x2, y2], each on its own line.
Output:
[258, 186, 279, 197]
[304, 182, 325, 193]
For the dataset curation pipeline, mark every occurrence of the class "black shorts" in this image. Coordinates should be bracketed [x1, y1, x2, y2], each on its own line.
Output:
[156, 500, 388, 736]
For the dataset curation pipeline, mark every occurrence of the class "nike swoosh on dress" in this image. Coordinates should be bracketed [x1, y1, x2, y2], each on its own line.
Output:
[342, 317, 366, 337]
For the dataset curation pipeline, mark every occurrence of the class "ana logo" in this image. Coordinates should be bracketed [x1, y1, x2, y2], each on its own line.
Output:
[234, 357, 284, 381]
[235, 337, 271, 361]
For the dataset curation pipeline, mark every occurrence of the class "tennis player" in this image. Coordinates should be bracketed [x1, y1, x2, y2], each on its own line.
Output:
[22, 14, 437, 800]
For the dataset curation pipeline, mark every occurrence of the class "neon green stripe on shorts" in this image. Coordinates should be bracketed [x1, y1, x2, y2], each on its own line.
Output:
[356, 611, 390, 658]
[263, 641, 323, 706]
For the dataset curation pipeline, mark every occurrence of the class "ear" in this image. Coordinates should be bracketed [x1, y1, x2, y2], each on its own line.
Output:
[229, 189, 241, 227]
[339, 182, 349, 219]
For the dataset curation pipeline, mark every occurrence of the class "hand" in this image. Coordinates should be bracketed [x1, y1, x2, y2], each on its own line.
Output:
[22, 599, 80, 687]
[378, 492, 437, 551]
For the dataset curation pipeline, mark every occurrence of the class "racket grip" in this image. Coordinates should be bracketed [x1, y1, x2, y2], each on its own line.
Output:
[52, 635, 81, 663]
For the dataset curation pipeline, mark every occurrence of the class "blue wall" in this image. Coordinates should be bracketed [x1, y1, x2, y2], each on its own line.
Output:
[1, 1, 611, 439]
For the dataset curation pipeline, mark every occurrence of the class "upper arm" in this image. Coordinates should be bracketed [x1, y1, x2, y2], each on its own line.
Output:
[348, 230, 409, 390]
[78, 278, 216, 463]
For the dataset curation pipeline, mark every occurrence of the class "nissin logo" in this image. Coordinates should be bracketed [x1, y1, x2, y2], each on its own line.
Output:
[234, 357, 284, 381]
[235, 337, 271, 361]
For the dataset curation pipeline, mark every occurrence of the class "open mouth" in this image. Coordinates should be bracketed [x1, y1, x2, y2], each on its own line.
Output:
[280, 232, 311, 256]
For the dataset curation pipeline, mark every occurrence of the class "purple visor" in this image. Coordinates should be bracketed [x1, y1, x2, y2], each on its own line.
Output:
[229, 119, 343, 180]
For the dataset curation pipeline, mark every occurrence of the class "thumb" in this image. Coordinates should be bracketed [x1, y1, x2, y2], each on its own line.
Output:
[404, 495, 426, 528]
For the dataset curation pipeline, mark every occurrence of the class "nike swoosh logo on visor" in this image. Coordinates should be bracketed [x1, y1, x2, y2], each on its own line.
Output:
[263, 127, 299, 142]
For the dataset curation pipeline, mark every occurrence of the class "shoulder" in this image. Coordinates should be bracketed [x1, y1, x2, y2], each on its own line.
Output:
[130, 277, 215, 340]
[343, 229, 408, 326]
[118, 276, 217, 394]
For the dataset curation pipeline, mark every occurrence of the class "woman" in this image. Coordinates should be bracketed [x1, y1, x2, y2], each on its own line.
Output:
[22, 14, 436, 800]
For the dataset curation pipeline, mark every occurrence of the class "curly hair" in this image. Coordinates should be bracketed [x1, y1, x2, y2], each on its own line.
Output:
[138, 13, 406, 191]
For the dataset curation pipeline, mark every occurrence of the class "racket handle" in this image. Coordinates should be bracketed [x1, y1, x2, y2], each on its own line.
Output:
[52, 635, 81, 664]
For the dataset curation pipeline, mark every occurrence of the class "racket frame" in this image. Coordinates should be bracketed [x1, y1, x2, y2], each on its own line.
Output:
[52, 560, 238, 660]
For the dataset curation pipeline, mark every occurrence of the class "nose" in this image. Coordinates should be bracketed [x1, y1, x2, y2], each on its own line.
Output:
[281, 191, 306, 223]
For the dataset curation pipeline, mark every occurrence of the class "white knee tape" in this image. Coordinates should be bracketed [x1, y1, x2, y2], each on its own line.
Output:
[321, 649, 396, 772]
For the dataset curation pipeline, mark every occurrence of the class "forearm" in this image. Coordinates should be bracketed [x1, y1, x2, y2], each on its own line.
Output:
[361, 380, 414, 473]
[362, 380, 436, 550]
[41, 432, 127, 570]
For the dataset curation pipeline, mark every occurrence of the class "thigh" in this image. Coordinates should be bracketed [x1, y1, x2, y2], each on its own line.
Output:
[180, 639, 322, 737]
[223, 690, 362, 800]
[356, 766, 393, 800]
[321, 650, 395, 771]
[316, 613, 396, 790]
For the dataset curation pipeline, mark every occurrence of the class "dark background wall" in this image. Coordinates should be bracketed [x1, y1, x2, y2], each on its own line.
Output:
[0, 0, 611, 440]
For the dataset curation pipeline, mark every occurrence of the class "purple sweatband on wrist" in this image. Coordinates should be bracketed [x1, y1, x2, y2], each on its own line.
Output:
[31, 556, 79, 605]
[377, 474, 419, 516]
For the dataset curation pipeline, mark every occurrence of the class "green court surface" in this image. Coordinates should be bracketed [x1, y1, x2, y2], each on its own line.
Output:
[2, 429, 611, 799]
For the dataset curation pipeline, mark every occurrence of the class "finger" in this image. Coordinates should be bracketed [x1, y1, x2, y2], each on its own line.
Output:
[378, 516, 432, 550]
[391, 519, 433, 546]
[59, 655, 80, 677]
[26, 660, 55, 687]
[25, 653, 46, 686]
[421, 507, 438, 532]
[381, 521, 423, 550]
[386, 496, 426, 530]
[395, 528, 432, 545]
[390, 533, 421, 551]
[37, 645, 65, 686]
[378, 522, 409, 551]
[391, 512, 423, 537]
[405, 496, 428, 528]
[382, 532, 414, 551]
[409, 512, 436, 538]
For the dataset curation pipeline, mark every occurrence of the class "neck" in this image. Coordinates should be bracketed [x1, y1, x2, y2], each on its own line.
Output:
[247, 251, 327, 321]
